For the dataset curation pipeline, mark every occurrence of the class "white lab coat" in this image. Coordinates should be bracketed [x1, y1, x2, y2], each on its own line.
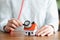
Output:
[0, 0, 59, 32]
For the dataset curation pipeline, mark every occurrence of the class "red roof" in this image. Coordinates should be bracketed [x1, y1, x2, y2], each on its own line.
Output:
[24, 23, 37, 31]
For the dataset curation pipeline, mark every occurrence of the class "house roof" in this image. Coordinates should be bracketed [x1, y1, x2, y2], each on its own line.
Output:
[24, 23, 37, 31]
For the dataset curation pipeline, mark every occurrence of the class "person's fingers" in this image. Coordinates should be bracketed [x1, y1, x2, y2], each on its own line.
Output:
[36, 25, 54, 36]
[7, 23, 17, 29]
[36, 25, 48, 35]
[7, 26, 14, 32]
[15, 19, 23, 26]
[8, 19, 19, 27]
[47, 32, 53, 36]
[9, 27, 15, 32]
[5, 25, 15, 32]
[37, 27, 49, 36]
[40, 30, 51, 36]
[36, 26, 46, 34]
[4, 26, 10, 32]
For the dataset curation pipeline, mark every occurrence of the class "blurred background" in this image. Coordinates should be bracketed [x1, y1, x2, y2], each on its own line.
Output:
[57, 0, 60, 31]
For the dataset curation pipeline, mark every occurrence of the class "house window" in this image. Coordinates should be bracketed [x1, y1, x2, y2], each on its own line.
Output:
[31, 32, 33, 34]
[26, 32, 27, 34]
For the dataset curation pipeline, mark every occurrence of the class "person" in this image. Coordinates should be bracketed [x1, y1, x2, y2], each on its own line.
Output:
[0, 0, 59, 36]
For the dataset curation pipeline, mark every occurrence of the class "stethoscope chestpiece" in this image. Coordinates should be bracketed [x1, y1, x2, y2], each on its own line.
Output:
[23, 20, 30, 26]
[23, 20, 31, 28]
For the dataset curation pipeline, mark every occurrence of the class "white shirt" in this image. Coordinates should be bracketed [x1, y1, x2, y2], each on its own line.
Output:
[0, 0, 59, 32]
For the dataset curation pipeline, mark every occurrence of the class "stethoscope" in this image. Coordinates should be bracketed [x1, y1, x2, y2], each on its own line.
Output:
[23, 20, 31, 28]
[17, 0, 32, 28]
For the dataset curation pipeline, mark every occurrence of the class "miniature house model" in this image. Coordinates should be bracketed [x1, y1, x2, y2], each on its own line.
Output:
[23, 21, 37, 36]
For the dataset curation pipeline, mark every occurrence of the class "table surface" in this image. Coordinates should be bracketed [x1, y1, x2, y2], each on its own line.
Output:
[0, 31, 60, 40]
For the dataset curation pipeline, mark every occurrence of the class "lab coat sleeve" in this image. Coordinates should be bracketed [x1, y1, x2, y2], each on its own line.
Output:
[45, 0, 59, 33]
[0, 0, 12, 32]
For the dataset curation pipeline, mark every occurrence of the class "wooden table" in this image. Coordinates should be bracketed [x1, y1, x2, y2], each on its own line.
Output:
[0, 31, 60, 40]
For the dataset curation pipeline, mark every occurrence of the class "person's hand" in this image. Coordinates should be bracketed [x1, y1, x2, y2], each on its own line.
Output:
[4, 18, 23, 33]
[36, 25, 54, 36]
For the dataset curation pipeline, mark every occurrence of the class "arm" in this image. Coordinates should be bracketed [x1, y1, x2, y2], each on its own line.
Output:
[45, 0, 59, 33]
[36, 0, 59, 36]
[0, 0, 12, 32]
